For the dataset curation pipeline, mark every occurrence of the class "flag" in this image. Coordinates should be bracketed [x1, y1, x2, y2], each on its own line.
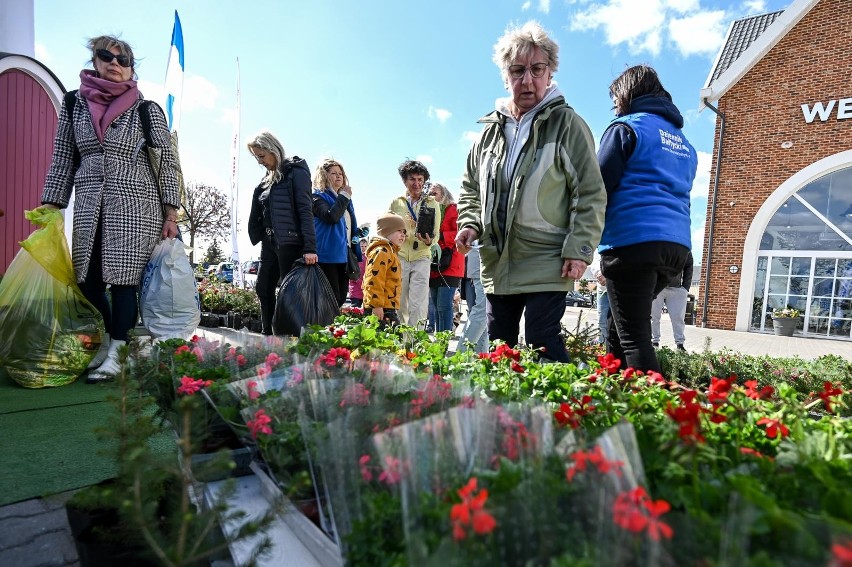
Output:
[163, 11, 184, 132]
[229, 59, 243, 289]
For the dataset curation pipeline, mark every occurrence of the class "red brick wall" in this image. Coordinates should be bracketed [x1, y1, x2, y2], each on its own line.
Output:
[698, 0, 852, 329]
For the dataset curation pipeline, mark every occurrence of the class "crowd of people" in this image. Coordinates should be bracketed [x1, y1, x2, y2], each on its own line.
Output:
[40, 22, 699, 383]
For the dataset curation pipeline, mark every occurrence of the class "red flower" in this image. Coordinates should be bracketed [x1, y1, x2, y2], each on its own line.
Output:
[646, 370, 666, 385]
[554, 403, 581, 429]
[817, 381, 844, 413]
[707, 375, 735, 406]
[265, 352, 282, 368]
[739, 447, 774, 461]
[358, 454, 373, 482]
[665, 390, 705, 444]
[246, 409, 272, 439]
[597, 353, 621, 374]
[743, 379, 774, 400]
[612, 487, 673, 541]
[757, 417, 789, 439]
[174, 344, 191, 355]
[176, 375, 212, 396]
[247, 380, 260, 401]
[410, 376, 453, 417]
[320, 347, 352, 367]
[339, 383, 371, 407]
[510, 361, 525, 373]
[450, 478, 497, 541]
[832, 540, 852, 566]
[378, 455, 404, 485]
[566, 445, 623, 481]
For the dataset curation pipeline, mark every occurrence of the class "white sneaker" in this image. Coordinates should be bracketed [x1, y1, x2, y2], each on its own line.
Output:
[86, 334, 111, 370]
[86, 339, 126, 383]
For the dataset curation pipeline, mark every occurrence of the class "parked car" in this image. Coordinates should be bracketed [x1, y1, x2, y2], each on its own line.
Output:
[565, 291, 594, 308]
[210, 262, 234, 283]
[241, 260, 260, 275]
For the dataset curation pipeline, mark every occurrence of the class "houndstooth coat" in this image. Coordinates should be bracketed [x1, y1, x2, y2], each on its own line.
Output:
[41, 90, 181, 286]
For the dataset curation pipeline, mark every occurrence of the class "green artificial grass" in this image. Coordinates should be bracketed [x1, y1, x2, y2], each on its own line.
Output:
[0, 367, 176, 506]
[0, 367, 114, 415]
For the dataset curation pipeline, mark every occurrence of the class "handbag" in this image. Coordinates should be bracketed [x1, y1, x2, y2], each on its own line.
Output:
[430, 245, 454, 272]
[345, 244, 361, 280]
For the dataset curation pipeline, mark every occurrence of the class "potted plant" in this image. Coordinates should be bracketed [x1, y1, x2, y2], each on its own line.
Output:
[771, 307, 801, 336]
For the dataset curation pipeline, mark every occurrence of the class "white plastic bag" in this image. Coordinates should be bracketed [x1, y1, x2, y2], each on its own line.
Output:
[140, 238, 201, 339]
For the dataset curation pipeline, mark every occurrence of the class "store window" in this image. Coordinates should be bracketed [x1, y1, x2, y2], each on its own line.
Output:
[752, 167, 852, 338]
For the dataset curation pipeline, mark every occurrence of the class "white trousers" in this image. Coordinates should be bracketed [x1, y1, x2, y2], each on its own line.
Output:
[400, 257, 430, 327]
[651, 286, 688, 344]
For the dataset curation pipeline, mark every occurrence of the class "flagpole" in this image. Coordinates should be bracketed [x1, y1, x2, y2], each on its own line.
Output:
[230, 59, 243, 289]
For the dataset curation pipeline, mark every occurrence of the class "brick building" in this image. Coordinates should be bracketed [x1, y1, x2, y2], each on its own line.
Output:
[698, 0, 852, 340]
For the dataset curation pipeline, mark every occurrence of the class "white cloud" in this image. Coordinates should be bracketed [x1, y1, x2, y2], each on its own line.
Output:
[34, 42, 50, 63]
[415, 154, 434, 164]
[668, 10, 727, 57]
[184, 75, 218, 111]
[461, 130, 481, 144]
[691, 225, 705, 264]
[744, 0, 766, 13]
[428, 106, 452, 123]
[538, 0, 551, 14]
[691, 150, 712, 199]
[521, 1, 532, 10]
[138, 80, 166, 108]
[569, 0, 731, 58]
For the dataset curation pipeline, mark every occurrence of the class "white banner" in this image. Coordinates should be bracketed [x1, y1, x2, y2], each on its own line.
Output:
[229, 59, 243, 288]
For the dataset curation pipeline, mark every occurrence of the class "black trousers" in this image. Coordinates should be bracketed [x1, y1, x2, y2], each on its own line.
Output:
[601, 241, 691, 373]
[318, 262, 348, 308]
[486, 291, 569, 362]
[78, 224, 137, 342]
[255, 240, 303, 335]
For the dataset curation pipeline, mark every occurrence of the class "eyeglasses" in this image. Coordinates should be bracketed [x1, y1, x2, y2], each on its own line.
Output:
[95, 49, 132, 68]
[507, 62, 549, 80]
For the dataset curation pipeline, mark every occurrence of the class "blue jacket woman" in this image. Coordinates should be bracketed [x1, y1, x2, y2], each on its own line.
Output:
[311, 159, 362, 308]
[597, 65, 697, 373]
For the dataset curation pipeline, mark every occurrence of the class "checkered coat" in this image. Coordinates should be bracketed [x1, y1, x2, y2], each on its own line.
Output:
[42, 90, 181, 286]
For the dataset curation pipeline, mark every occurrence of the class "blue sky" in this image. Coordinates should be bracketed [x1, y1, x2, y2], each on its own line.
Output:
[34, 0, 790, 264]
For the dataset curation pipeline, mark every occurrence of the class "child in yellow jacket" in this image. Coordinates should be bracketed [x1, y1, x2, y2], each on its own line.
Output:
[363, 212, 407, 327]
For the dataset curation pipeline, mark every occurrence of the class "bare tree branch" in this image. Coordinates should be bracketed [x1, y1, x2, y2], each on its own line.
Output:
[178, 181, 231, 264]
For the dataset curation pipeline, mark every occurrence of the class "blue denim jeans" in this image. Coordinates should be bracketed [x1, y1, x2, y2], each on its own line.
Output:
[429, 285, 456, 332]
[460, 277, 489, 353]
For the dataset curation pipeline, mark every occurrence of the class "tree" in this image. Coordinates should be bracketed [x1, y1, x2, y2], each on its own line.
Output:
[203, 239, 225, 267]
[179, 181, 231, 264]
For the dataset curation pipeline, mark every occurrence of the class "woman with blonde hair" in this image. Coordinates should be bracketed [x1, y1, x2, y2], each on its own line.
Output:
[311, 159, 363, 307]
[246, 130, 317, 335]
[41, 34, 181, 382]
[427, 183, 464, 332]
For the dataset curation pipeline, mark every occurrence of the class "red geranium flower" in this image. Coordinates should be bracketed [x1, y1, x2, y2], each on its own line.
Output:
[597, 353, 621, 374]
[176, 375, 212, 396]
[246, 409, 272, 439]
[757, 417, 789, 439]
[743, 379, 774, 400]
[450, 478, 497, 541]
[818, 381, 844, 413]
[612, 487, 673, 541]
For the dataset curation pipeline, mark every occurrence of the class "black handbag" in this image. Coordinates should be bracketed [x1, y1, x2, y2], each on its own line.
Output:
[430, 245, 454, 272]
[346, 245, 361, 280]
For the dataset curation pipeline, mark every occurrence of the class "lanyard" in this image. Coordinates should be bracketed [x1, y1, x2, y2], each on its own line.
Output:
[405, 197, 419, 222]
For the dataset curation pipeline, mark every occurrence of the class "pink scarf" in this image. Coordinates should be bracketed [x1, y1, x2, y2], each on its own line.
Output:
[78, 69, 139, 143]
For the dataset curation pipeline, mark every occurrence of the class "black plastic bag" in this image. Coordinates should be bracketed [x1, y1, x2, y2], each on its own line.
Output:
[272, 260, 338, 336]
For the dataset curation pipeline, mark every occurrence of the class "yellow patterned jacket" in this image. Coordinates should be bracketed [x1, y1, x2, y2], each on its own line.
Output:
[362, 237, 402, 310]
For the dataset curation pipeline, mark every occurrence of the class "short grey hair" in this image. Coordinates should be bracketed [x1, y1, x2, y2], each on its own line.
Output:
[492, 21, 559, 81]
[246, 130, 287, 187]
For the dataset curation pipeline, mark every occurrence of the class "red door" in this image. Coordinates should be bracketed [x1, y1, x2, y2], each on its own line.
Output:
[0, 69, 58, 274]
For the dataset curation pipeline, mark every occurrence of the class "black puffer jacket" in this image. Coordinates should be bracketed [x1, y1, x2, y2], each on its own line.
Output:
[247, 157, 316, 253]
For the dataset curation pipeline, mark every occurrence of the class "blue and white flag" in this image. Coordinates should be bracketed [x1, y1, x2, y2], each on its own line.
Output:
[163, 11, 184, 132]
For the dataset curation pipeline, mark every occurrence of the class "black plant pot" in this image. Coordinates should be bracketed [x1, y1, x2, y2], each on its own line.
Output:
[199, 312, 220, 327]
[66, 504, 157, 567]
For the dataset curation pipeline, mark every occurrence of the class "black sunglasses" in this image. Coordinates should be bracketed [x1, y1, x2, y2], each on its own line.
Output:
[95, 49, 132, 68]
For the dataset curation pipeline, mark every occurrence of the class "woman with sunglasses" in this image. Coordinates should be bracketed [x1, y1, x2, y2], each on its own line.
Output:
[310, 159, 363, 308]
[246, 131, 318, 335]
[41, 35, 181, 382]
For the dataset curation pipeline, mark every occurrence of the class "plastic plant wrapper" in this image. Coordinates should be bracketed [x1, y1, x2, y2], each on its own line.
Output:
[387, 407, 674, 566]
[0, 208, 103, 387]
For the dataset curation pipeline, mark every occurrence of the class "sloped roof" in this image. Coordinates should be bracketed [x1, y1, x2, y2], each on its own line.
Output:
[706, 11, 784, 85]
[700, 0, 819, 107]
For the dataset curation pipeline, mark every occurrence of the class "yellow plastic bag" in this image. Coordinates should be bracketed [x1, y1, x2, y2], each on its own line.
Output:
[0, 208, 104, 388]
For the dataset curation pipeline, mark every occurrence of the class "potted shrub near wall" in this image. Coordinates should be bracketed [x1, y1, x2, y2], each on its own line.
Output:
[771, 307, 800, 336]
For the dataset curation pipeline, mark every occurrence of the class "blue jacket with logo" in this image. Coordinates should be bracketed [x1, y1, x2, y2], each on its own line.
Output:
[597, 95, 697, 251]
[312, 188, 361, 263]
